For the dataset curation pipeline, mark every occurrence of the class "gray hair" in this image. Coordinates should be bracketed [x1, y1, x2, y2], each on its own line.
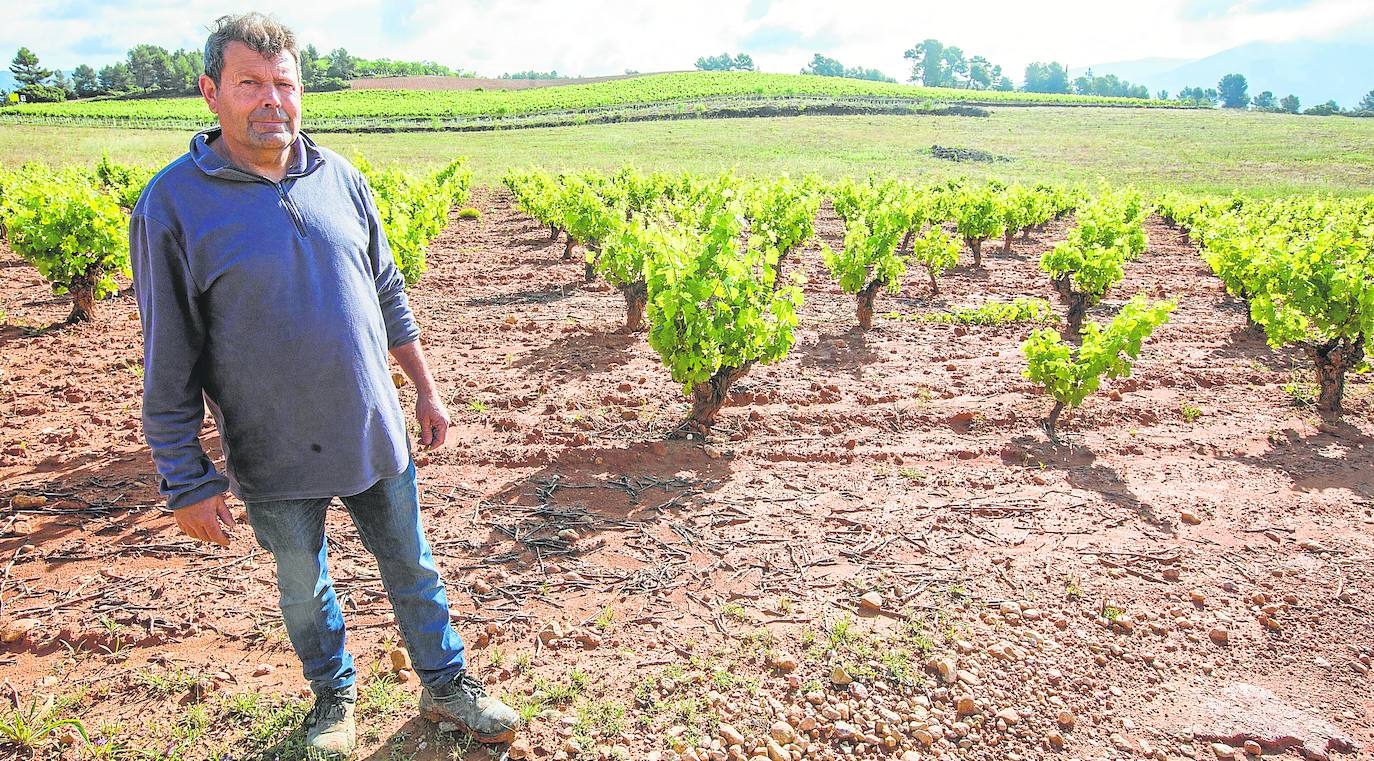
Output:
[203, 12, 300, 85]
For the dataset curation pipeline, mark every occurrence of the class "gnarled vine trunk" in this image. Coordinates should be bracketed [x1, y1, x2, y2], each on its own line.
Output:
[1052, 274, 1088, 341]
[898, 230, 913, 256]
[66, 271, 101, 323]
[925, 266, 940, 296]
[1003, 229, 1014, 253]
[965, 237, 983, 267]
[549, 223, 560, 241]
[584, 242, 601, 283]
[619, 280, 648, 333]
[856, 280, 883, 330]
[562, 236, 576, 260]
[689, 363, 754, 429]
[1308, 337, 1365, 420]
[1044, 401, 1066, 443]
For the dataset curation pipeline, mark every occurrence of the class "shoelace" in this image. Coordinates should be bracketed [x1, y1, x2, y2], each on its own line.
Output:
[308, 692, 352, 726]
[451, 672, 489, 700]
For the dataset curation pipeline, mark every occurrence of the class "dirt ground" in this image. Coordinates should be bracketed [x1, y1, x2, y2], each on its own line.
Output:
[1, 188, 1371, 761]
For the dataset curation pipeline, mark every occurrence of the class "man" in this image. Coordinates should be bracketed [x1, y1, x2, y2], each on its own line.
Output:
[129, 12, 518, 754]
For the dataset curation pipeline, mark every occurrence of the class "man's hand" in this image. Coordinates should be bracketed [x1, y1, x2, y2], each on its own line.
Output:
[174, 493, 236, 547]
[417, 392, 451, 450]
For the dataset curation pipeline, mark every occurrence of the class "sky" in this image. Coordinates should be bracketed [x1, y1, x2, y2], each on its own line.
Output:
[2, 0, 1372, 81]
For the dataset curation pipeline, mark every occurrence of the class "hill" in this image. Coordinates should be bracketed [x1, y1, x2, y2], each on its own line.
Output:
[0, 71, 1178, 131]
[1082, 40, 1374, 107]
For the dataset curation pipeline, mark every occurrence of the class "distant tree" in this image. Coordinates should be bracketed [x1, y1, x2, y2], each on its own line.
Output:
[326, 48, 357, 80]
[10, 47, 52, 86]
[1279, 94, 1300, 113]
[299, 44, 326, 86]
[50, 69, 75, 99]
[97, 63, 134, 93]
[800, 54, 895, 83]
[1217, 73, 1248, 108]
[1304, 100, 1341, 116]
[1359, 90, 1374, 113]
[127, 44, 175, 92]
[1156, 89, 1170, 100]
[1022, 62, 1070, 94]
[1250, 90, 1278, 112]
[801, 53, 846, 78]
[168, 49, 202, 94]
[1177, 86, 1219, 107]
[71, 64, 99, 97]
[941, 46, 969, 86]
[904, 39, 1006, 89]
[1072, 70, 1150, 99]
[694, 52, 754, 71]
[499, 70, 561, 80]
[903, 39, 948, 87]
[966, 56, 1000, 90]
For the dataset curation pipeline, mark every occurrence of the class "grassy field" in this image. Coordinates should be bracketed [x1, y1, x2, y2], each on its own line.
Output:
[0, 72, 1174, 127]
[2, 106, 1370, 196]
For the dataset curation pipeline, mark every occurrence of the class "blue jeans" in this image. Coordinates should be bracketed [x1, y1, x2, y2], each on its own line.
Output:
[243, 457, 466, 695]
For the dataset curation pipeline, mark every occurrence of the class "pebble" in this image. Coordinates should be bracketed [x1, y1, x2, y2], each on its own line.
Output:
[0, 618, 40, 643]
[719, 723, 745, 746]
[389, 647, 411, 672]
[770, 654, 798, 673]
[1181, 511, 1203, 525]
[996, 708, 1021, 725]
[1209, 627, 1230, 644]
[859, 591, 885, 611]
[830, 666, 853, 685]
[769, 720, 794, 744]
[1057, 710, 1076, 729]
[252, 663, 274, 677]
[508, 740, 533, 759]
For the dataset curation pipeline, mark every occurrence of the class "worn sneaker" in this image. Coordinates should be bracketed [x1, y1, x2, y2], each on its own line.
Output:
[420, 671, 520, 743]
[304, 685, 357, 756]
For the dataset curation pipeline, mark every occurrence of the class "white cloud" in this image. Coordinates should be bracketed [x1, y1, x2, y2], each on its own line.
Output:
[1, 0, 1369, 80]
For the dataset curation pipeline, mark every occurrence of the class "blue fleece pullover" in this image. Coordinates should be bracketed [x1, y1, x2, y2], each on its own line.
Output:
[130, 128, 420, 510]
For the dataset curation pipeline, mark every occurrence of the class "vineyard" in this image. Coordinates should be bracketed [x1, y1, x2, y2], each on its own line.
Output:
[1, 153, 1372, 760]
[0, 71, 1179, 131]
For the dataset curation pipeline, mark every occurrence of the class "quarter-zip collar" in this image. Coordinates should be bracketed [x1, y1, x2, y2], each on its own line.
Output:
[189, 126, 326, 184]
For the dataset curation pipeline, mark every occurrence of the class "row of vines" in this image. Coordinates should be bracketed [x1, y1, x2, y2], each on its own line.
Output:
[2, 155, 1370, 442]
[0, 154, 470, 321]
[504, 168, 1190, 439]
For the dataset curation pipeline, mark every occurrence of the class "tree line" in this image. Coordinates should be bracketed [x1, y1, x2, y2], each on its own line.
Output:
[1178, 73, 1372, 116]
[3, 44, 470, 103]
[695, 41, 1373, 116]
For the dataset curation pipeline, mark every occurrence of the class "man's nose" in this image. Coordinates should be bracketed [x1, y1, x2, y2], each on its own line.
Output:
[261, 85, 283, 108]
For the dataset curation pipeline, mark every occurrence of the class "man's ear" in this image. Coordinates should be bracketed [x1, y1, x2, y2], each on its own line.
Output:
[199, 73, 219, 115]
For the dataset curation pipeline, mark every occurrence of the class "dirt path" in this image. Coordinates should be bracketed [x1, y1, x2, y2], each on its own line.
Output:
[1, 189, 1370, 760]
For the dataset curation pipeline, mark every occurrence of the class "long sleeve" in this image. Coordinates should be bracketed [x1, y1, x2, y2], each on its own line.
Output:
[129, 214, 230, 510]
[358, 177, 421, 349]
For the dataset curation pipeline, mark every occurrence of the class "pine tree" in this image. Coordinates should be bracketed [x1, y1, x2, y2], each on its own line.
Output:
[10, 47, 52, 86]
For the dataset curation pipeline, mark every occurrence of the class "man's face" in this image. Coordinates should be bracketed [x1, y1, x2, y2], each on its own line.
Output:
[200, 41, 302, 155]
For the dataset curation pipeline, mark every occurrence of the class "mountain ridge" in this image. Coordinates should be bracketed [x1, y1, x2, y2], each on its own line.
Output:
[1077, 40, 1374, 107]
